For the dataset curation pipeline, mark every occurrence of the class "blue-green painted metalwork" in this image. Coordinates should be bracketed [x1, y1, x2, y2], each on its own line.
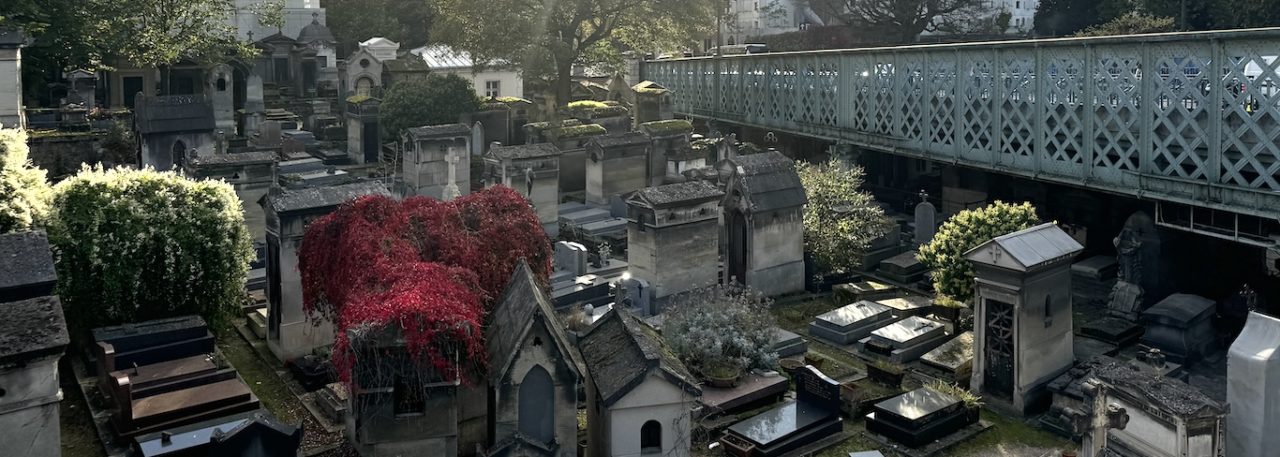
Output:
[642, 29, 1280, 218]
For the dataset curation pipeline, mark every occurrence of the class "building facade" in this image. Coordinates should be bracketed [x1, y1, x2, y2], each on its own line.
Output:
[410, 45, 524, 100]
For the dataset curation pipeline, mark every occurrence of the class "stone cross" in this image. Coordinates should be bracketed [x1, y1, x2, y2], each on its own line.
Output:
[443, 149, 461, 201]
[914, 191, 936, 247]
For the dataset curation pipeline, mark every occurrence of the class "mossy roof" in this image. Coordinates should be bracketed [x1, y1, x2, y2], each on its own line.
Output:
[640, 119, 693, 135]
[548, 123, 607, 140]
[525, 119, 582, 132]
[632, 81, 670, 95]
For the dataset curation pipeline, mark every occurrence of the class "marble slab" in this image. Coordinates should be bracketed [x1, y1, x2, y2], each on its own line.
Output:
[876, 296, 932, 316]
[920, 331, 974, 373]
[816, 301, 894, 328]
[870, 316, 946, 348]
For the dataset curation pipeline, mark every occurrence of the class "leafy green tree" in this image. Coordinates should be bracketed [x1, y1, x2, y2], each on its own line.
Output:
[796, 159, 893, 277]
[325, 0, 434, 56]
[917, 201, 1040, 302]
[47, 167, 254, 333]
[433, 0, 716, 109]
[378, 73, 481, 138]
[1033, 0, 1103, 36]
[1077, 11, 1176, 36]
[0, 129, 52, 234]
[807, 0, 991, 43]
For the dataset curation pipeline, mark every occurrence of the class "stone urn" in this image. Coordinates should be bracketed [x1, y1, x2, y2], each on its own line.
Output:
[703, 363, 743, 388]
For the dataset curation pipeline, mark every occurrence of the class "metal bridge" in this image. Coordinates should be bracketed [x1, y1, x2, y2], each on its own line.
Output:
[641, 29, 1280, 222]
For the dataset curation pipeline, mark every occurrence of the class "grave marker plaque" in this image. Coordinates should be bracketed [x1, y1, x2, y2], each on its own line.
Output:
[796, 365, 841, 412]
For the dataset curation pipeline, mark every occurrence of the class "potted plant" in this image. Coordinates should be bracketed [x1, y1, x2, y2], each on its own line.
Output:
[868, 359, 906, 387]
[662, 285, 779, 389]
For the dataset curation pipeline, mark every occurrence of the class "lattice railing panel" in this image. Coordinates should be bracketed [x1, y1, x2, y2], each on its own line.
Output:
[1000, 56, 1036, 168]
[872, 59, 897, 136]
[960, 55, 996, 163]
[1041, 50, 1086, 177]
[925, 56, 957, 151]
[849, 55, 875, 133]
[1149, 43, 1212, 181]
[743, 60, 768, 123]
[1221, 40, 1280, 191]
[721, 60, 742, 118]
[898, 55, 926, 144]
[1092, 51, 1142, 180]
[770, 60, 799, 130]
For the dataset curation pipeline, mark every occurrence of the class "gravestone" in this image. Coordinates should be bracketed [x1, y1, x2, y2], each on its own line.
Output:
[810, 301, 897, 345]
[1227, 311, 1280, 457]
[554, 241, 589, 276]
[875, 296, 932, 317]
[865, 387, 978, 448]
[920, 331, 974, 380]
[243, 74, 265, 136]
[770, 327, 808, 358]
[1140, 293, 1217, 364]
[720, 366, 843, 457]
[860, 316, 950, 363]
[615, 277, 653, 315]
[913, 193, 936, 247]
[257, 121, 282, 148]
[878, 251, 927, 284]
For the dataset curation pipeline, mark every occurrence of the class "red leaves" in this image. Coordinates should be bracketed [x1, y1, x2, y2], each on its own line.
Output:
[297, 186, 552, 384]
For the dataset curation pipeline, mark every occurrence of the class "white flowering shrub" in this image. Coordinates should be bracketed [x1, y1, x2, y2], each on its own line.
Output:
[662, 285, 778, 378]
[0, 128, 53, 234]
[48, 166, 253, 332]
[796, 159, 894, 277]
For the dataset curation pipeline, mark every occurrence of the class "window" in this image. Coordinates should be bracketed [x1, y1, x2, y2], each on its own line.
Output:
[394, 377, 425, 416]
[1015, 1, 1021, 8]
[485, 80, 501, 98]
[641, 420, 662, 454]
[753, 1, 758, 10]
[216, 78, 227, 92]
[318, 56, 328, 68]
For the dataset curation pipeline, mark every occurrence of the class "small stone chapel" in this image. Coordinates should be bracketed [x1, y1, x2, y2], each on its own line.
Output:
[720, 151, 808, 297]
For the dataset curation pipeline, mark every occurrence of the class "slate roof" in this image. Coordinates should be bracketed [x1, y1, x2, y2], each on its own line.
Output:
[725, 151, 808, 212]
[0, 28, 25, 47]
[266, 181, 390, 214]
[134, 95, 216, 134]
[407, 124, 471, 139]
[487, 262, 585, 381]
[589, 132, 649, 149]
[0, 296, 69, 366]
[630, 181, 724, 208]
[412, 44, 476, 70]
[965, 222, 1083, 269]
[0, 230, 57, 299]
[489, 143, 561, 161]
[579, 308, 700, 407]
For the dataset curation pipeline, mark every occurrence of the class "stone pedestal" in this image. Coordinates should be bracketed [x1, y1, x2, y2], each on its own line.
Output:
[859, 316, 949, 363]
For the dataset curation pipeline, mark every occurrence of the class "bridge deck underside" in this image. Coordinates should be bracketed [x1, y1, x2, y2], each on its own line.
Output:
[644, 30, 1280, 218]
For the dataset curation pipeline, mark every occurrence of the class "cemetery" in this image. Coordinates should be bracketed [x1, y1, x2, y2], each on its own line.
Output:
[3, 6, 1280, 457]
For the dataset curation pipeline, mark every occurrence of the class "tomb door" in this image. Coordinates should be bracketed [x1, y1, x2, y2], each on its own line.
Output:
[728, 209, 749, 285]
[983, 298, 1015, 400]
[362, 122, 379, 163]
[266, 235, 282, 339]
[518, 365, 555, 443]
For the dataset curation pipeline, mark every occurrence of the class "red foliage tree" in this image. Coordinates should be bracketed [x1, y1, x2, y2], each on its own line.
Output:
[298, 186, 552, 384]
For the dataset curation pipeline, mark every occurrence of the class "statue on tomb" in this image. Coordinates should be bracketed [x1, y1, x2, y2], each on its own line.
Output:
[1113, 227, 1144, 285]
[443, 150, 460, 201]
[524, 167, 534, 197]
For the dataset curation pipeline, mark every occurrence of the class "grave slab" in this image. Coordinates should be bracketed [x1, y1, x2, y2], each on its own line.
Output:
[860, 316, 950, 363]
[878, 251, 927, 284]
[770, 327, 808, 359]
[920, 332, 974, 380]
[834, 281, 898, 303]
[719, 366, 843, 457]
[697, 371, 788, 418]
[810, 301, 898, 345]
[864, 387, 980, 448]
[876, 296, 933, 317]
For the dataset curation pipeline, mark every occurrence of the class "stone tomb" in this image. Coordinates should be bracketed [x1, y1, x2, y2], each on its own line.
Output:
[860, 316, 950, 363]
[585, 132, 649, 205]
[770, 327, 808, 359]
[833, 281, 898, 303]
[1139, 293, 1218, 364]
[920, 331, 975, 381]
[91, 316, 215, 378]
[626, 181, 725, 302]
[720, 366, 843, 457]
[134, 410, 302, 457]
[878, 251, 928, 284]
[484, 143, 562, 234]
[876, 296, 932, 317]
[865, 387, 979, 448]
[809, 301, 897, 346]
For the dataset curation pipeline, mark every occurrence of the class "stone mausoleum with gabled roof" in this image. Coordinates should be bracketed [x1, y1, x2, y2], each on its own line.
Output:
[626, 181, 724, 307]
[580, 308, 701, 457]
[720, 151, 808, 297]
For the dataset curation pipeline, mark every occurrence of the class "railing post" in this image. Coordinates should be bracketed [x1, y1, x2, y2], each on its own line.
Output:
[1083, 43, 1096, 181]
[1034, 45, 1044, 176]
[993, 48, 1004, 169]
[1139, 41, 1154, 181]
[954, 48, 963, 163]
[1209, 39, 1224, 187]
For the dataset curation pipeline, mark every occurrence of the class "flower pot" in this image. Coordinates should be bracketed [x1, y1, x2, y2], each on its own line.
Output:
[932, 305, 962, 324]
[780, 358, 805, 377]
[703, 364, 743, 388]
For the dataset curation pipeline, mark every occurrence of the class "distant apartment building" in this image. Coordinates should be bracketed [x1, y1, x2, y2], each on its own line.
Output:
[717, 0, 825, 47]
[409, 45, 524, 100]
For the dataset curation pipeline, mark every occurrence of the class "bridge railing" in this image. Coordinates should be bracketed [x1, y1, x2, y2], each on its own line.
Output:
[642, 29, 1280, 218]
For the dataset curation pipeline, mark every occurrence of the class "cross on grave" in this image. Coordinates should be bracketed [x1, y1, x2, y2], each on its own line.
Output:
[443, 150, 461, 201]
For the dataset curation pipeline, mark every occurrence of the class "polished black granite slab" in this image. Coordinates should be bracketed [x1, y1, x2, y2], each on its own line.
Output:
[728, 400, 834, 446]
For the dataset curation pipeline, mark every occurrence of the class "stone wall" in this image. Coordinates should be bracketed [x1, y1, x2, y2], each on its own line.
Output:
[747, 208, 805, 296]
[27, 133, 104, 178]
[628, 218, 719, 301]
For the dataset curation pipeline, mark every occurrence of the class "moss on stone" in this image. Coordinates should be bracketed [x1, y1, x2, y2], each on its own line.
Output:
[346, 94, 372, 104]
[641, 119, 693, 135]
[525, 119, 582, 132]
[568, 100, 609, 110]
[496, 96, 532, 104]
[548, 123, 607, 140]
[591, 106, 629, 118]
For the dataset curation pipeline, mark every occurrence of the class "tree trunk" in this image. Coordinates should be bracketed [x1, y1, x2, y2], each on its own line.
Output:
[553, 57, 574, 114]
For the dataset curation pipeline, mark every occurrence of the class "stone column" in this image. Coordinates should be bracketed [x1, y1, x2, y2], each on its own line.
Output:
[443, 151, 460, 201]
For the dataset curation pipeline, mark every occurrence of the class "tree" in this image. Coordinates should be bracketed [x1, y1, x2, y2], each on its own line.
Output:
[806, 0, 990, 43]
[1033, 0, 1103, 36]
[378, 74, 481, 138]
[298, 187, 552, 383]
[433, 0, 717, 110]
[47, 166, 254, 333]
[796, 159, 894, 278]
[916, 201, 1040, 302]
[0, 128, 52, 234]
[662, 285, 778, 379]
[1076, 11, 1176, 36]
[325, 0, 435, 56]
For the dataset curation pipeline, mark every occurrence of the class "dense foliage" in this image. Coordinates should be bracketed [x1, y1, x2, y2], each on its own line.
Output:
[298, 187, 551, 383]
[324, 0, 434, 55]
[807, 0, 990, 43]
[797, 159, 894, 277]
[433, 0, 716, 108]
[1077, 12, 1176, 36]
[0, 129, 52, 234]
[662, 285, 778, 378]
[378, 74, 481, 138]
[47, 167, 253, 332]
[917, 201, 1040, 302]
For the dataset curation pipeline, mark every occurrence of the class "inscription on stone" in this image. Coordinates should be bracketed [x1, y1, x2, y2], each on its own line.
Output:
[796, 365, 840, 413]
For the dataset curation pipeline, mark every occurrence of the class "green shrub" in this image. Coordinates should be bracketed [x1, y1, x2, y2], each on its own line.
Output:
[797, 159, 894, 277]
[662, 285, 778, 377]
[48, 166, 254, 333]
[917, 201, 1040, 302]
[0, 128, 53, 234]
